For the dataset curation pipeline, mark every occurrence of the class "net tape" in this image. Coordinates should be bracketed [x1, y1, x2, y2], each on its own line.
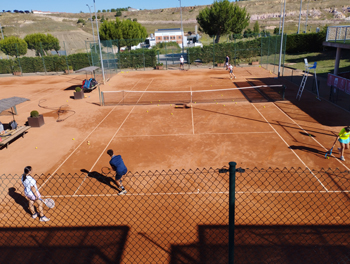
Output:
[101, 85, 285, 106]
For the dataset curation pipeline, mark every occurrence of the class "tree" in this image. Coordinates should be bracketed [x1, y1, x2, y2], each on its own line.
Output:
[196, 0, 250, 43]
[273, 27, 279, 35]
[243, 28, 252, 38]
[0, 36, 27, 57]
[111, 8, 116, 12]
[253, 21, 260, 35]
[77, 18, 84, 24]
[115, 11, 122, 17]
[24, 33, 60, 56]
[97, 10, 101, 13]
[101, 15, 105, 23]
[102, 9, 106, 13]
[99, 18, 148, 51]
[92, 15, 96, 21]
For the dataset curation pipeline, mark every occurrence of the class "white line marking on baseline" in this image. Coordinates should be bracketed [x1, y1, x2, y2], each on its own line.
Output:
[44, 189, 350, 198]
[272, 103, 350, 171]
[113, 131, 276, 138]
[40, 78, 144, 190]
[74, 79, 155, 195]
[251, 104, 329, 192]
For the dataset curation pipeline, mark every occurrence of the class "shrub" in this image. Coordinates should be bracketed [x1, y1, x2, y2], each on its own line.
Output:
[75, 87, 82, 92]
[156, 63, 163, 66]
[133, 18, 137, 22]
[30, 110, 39, 118]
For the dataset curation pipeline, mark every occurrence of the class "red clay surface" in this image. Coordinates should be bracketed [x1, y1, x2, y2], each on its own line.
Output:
[1, 67, 350, 263]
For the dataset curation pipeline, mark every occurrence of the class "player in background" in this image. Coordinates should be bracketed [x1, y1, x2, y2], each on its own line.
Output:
[180, 55, 185, 70]
[228, 64, 236, 79]
[107, 149, 127, 195]
[225, 55, 230, 70]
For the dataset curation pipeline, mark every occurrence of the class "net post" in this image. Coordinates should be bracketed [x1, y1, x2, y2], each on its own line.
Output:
[98, 85, 101, 106]
[282, 85, 286, 100]
[229, 161, 236, 264]
[101, 91, 105, 106]
[122, 90, 125, 105]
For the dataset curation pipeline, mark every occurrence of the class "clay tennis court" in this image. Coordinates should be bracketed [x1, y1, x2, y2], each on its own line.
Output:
[1, 67, 349, 263]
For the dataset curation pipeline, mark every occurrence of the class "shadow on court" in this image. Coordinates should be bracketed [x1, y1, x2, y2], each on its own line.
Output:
[289, 145, 328, 156]
[81, 169, 119, 191]
[169, 225, 350, 264]
[8, 187, 31, 215]
[0, 226, 129, 264]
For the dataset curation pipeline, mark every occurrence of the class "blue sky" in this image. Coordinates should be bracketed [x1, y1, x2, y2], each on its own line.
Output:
[0, 0, 233, 13]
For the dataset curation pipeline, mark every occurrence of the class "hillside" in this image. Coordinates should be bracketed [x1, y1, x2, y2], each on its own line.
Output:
[0, 0, 349, 57]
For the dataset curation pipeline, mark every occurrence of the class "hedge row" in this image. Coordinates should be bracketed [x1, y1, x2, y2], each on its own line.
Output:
[117, 49, 157, 69]
[0, 53, 91, 74]
[187, 32, 327, 64]
[187, 38, 261, 64]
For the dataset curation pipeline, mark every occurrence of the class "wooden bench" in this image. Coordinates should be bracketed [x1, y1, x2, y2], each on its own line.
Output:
[0, 126, 31, 149]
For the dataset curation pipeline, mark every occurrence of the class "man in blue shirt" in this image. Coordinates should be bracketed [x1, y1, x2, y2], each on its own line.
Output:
[107, 149, 127, 195]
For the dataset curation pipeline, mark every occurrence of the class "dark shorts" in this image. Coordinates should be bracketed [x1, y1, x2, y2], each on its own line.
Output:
[180, 62, 184, 65]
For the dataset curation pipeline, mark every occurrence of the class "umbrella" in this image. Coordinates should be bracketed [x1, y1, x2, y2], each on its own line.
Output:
[0, 97, 29, 125]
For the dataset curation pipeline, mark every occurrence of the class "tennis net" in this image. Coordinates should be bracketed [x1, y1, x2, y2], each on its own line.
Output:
[101, 85, 286, 106]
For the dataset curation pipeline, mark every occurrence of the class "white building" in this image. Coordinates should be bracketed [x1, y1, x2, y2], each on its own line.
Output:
[154, 28, 187, 48]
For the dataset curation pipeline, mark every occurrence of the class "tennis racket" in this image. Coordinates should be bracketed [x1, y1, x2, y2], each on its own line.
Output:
[325, 147, 333, 158]
[101, 166, 112, 176]
[325, 137, 339, 159]
[40, 198, 55, 209]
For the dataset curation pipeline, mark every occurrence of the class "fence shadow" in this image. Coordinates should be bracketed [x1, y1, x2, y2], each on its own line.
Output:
[169, 225, 350, 264]
[0, 226, 129, 264]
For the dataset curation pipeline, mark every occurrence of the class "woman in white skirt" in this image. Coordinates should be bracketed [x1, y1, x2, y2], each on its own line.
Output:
[21, 166, 49, 222]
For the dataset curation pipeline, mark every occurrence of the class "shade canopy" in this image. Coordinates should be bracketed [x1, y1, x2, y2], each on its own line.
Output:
[75, 66, 99, 73]
[0, 97, 29, 113]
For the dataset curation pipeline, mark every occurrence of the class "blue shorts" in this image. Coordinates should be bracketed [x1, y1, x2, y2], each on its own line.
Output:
[339, 138, 350, 144]
[115, 173, 124, 181]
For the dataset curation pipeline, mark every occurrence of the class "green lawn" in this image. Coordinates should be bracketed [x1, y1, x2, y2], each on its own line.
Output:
[284, 49, 350, 78]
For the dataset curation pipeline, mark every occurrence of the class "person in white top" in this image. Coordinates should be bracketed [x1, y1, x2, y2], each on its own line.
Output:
[179, 55, 185, 70]
[228, 64, 236, 80]
[21, 166, 50, 222]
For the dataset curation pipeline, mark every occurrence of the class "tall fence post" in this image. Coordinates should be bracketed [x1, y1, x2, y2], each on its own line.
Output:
[213, 37, 215, 68]
[229, 161, 236, 264]
[40, 42, 47, 75]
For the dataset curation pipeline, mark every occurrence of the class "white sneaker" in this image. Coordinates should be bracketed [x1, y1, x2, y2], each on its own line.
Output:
[40, 216, 50, 222]
[118, 190, 127, 195]
[340, 156, 345, 161]
[32, 213, 38, 219]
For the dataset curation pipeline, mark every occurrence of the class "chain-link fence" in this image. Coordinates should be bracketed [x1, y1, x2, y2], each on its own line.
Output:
[1, 163, 349, 263]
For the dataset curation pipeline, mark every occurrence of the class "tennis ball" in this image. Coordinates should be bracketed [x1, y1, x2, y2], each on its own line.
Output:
[171, 113, 173, 115]
[72, 138, 75, 140]
[35, 147, 37, 149]
[327, 157, 329, 159]
[157, 104, 159, 106]
[66, 100, 68, 102]
[147, 111, 148, 112]
[263, 106, 265, 108]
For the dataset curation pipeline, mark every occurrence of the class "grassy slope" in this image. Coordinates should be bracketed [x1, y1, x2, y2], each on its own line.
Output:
[0, 0, 349, 55]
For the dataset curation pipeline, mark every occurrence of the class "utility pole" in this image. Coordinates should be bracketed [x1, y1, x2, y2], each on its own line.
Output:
[86, 4, 96, 53]
[297, 0, 302, 34]
[93, 0, 105, 83]
[179, 0, 184, 55]
[278, 0, 286, 78]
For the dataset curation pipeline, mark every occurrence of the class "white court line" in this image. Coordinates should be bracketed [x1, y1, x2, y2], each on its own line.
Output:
[190, 86, 195, 135]
[43, 189, 350, 198]
[251, 104, 329, 192]
[272, 103, 350, 171]
[73, 79, 155, 195]
[113, 131, 276, 138]
[39, 78, 144, 190]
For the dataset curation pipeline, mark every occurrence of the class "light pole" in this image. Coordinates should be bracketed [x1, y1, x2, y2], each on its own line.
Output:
[86, 4, 96, 50]
[93, 0, 105, 83]
[278, 0, 286, 78]
[179, 0, 184, 55]
[297, 0, 302, 34]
